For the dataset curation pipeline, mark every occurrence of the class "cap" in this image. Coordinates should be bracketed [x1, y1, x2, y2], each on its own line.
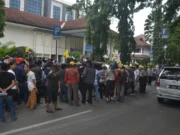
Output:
[70, 61, 76, 65]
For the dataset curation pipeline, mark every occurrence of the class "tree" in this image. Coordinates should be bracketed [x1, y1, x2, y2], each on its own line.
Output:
[0, 0, 5, 38]
[0, 41, 16, 59]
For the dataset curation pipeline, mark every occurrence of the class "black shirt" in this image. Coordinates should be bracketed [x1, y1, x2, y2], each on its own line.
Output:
[47, 73, 60, 91]
[0, 72, 15, 96]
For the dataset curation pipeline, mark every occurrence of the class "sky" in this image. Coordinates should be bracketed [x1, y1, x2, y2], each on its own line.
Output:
[61, 0, 151, 36]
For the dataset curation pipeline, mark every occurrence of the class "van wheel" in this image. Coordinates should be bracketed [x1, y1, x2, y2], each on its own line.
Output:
[157, 98, 164, 104]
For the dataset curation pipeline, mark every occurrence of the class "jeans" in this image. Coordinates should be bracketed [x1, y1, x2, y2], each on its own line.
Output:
[19, 83, 29, 104]
[105, 80, 115, 98]
[67, 84, 79, 105]
[94, 84, 99, 100]
[99, 83, 105, 99]
[0, 96, 16, 121]
[82, 83, 93, 103]
[59, 83, 68, 102]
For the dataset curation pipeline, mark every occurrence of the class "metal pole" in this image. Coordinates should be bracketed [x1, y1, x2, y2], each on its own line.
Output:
[56, 40, 58, 63]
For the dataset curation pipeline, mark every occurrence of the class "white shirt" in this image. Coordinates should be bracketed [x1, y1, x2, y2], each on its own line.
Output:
[27, 71, 36, 91]
[134, 69, 140, 80]
[8, 69, 17, 90]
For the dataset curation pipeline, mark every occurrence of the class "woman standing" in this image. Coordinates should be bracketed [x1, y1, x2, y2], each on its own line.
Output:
[45, 65, 61, 113]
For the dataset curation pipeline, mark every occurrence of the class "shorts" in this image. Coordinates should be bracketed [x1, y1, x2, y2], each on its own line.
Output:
[45, 92, 58, 104]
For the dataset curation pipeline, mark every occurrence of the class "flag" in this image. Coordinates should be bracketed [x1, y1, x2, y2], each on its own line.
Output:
[64, 49, 70, 59]
[118, 60, 123, 68]
[25, 46, 30, 53]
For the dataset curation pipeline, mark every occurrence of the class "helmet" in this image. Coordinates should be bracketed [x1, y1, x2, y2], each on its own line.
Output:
[110, 63, 115, 68]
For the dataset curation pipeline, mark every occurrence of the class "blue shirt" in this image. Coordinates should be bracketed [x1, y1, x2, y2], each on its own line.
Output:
[15, 65, 26, 83]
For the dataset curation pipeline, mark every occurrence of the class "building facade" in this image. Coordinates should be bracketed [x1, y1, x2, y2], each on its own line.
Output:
[5, 0, 75, 21]
[1, 8, 117, 60]
[131, 34, 151, 62]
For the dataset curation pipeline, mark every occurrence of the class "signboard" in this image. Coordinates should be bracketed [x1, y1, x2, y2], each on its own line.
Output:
[70, 48, 78, 52]
[53, 26, 61, 38]
[85, 45, 93, 54]
[162, 28, 168, 38]
[149, 50, 153, 55]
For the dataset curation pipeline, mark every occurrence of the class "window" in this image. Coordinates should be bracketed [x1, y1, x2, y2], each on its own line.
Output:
[160, 68, 180, 80]
[53, 6, 61, 20]
[67, 11, 74, 21]
[25, 0, 42, 15]
[10, 0, 20, 10]
[135, 48, 141, 53]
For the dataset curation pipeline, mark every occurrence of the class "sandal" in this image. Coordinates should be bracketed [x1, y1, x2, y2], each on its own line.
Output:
[46, 110, 54, 113]
[55, 108, 63, 111]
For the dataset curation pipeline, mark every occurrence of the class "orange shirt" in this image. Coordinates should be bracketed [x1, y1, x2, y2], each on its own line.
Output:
[64, 68, 80, 84]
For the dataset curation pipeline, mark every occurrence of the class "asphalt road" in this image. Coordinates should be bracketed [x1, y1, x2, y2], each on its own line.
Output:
[1, 85, 180, 135]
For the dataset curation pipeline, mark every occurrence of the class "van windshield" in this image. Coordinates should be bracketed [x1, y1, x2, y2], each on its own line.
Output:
[160, 68, 180, 80]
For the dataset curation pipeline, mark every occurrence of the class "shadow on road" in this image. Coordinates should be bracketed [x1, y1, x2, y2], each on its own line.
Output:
[160, 99, 180, 109]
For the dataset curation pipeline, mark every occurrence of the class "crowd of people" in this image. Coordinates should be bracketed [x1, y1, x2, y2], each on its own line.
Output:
[0, 55, 162, 122]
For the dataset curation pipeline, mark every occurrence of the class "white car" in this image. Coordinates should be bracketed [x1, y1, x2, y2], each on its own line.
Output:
[156, 67, 180, 103]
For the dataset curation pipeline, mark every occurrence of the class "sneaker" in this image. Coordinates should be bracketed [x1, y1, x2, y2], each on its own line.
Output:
[110, 97, 114, 101]
[106, 98, 109, 103]
[12, 118, 18, 121]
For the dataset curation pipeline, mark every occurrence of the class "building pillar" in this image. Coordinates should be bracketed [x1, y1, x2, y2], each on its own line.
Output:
[141, 47, 143, 54]
[83, 36, 86, 54]
[20, 0, 24, 11]
[33, 32, 37, 55]
[42, 33, 45, 57]
[5, 0, 10, 8]
[41, 0, 45, 16]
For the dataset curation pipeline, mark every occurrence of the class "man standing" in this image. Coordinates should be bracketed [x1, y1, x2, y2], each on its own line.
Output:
[134, 65, 140, 91]
[119, 66, 127, 102]
[82, 61, 96, 104]
[59, 64, 68, 103]
[0, 63, 17, 122]
[140, 66, 148, 94]
[129, 67, 135, 95]
[26, 64, 37, 110]
[8, 62, 19, 105]
[46, 65, 62, 113]
[147, 66, 153, 85]
[105, 63, 115, 103]
[98, 65, 107, 99]
[64, 61, 80, 106]
[15, 60, 28, 104]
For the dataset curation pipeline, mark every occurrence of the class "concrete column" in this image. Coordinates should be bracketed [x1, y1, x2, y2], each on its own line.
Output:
[5, 0, 10, 7]
[42, 33, 45, 57]
[83, 36, 86, 54]
[41, 0, 45, 16]
[141, 47, 143, 54]
[50, 36, 53, 58]
[20, 0, 24, 11]
[33, 32, 37, 53]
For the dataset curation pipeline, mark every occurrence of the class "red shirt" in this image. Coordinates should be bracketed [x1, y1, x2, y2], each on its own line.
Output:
[64, 68, 80, 84]
[115, 69, 121, 83]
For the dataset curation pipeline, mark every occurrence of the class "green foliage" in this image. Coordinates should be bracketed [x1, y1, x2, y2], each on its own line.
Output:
[0, 42, 16, 59]
[0, 0, 5, 38]
[12, 46, 35, 58]
[69, 51, 82, 61]
[144, 0, 169, 64]
[136, 58, 150, 65]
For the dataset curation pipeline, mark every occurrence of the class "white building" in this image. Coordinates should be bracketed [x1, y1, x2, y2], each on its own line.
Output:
[4, 0, 76, 21]
[132, 34, 151, 62]
[0, 8, 118, 59]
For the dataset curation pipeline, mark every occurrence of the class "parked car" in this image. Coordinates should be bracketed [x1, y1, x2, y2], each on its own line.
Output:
[156, 67, 180, 103]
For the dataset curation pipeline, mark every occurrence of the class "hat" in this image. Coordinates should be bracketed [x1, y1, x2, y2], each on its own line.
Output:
[70, 61, 76, 65]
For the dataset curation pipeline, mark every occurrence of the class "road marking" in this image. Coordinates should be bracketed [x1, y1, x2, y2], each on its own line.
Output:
[0, 110, 92, 135]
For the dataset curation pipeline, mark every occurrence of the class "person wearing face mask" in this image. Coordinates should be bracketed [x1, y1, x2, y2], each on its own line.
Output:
[105, 63, 115, 103]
